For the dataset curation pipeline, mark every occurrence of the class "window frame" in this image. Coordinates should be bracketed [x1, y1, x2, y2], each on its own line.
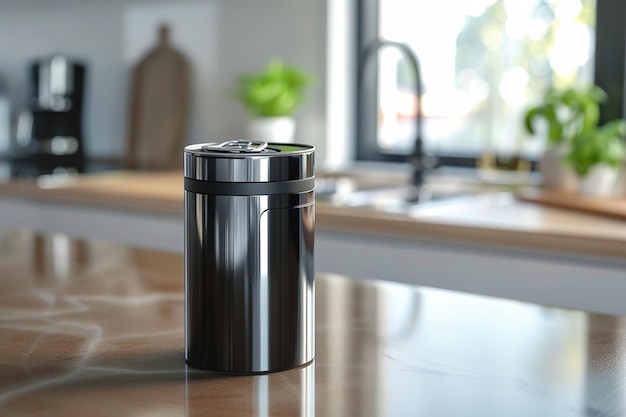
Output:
[355, 0, 626, 167]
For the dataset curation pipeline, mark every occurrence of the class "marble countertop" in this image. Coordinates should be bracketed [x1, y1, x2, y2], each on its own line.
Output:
[0, 170, 625, 260]
[1, 230, 626, 416]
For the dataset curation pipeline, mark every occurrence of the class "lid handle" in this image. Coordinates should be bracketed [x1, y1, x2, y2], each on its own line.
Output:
[201, 140, 268, 153]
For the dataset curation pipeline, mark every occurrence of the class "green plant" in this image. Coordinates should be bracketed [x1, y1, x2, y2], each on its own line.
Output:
[524, 85, 605, 147]
[524, 84, 626, 178]
[235, 59, 313, 117]
[565, 119, 626, 176]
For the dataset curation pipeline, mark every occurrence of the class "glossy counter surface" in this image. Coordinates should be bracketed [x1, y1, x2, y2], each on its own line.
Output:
[1, 230, 626, 416]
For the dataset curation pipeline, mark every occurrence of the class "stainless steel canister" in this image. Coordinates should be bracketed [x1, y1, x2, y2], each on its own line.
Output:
[184, 140, 315, 374]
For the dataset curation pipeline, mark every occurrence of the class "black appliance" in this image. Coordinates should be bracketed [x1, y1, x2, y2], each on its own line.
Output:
[15, 55, 86, 164]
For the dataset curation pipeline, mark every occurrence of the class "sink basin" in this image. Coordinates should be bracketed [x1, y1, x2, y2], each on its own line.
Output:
[315, 171, 506, 213]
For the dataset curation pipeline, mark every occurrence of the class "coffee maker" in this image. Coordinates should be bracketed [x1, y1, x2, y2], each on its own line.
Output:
[15, 55, 86, 163]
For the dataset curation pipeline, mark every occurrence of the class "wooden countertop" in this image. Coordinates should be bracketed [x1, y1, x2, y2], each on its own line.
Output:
[1, 230, 626, 416]
[1, 170, 625, 260]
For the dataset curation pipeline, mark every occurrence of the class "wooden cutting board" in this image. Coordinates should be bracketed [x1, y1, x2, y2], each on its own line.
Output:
[517, 187, 626, 221]
[126, 24, 190, 170]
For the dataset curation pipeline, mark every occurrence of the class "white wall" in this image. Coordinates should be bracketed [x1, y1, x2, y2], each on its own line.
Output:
[0, 0, 328, 161]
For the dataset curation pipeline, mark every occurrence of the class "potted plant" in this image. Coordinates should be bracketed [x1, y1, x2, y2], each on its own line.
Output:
[524, 85, 605, 191]
[235, 59, 313, 143]
[524, 85, 626, 197]
[565, 119, 625, 197]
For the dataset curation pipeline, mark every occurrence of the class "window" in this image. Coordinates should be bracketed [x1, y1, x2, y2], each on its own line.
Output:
[356, 0, 623, 167]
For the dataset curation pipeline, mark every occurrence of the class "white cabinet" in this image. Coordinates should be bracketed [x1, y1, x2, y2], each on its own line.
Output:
[317, 228, 626, 316]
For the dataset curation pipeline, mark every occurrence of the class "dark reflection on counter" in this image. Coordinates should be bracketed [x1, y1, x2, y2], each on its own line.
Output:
[185, 363, 314, 417]
[31, 233, 89, 280]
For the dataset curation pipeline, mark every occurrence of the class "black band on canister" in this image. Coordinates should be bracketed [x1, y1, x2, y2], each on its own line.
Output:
[184, 177, 315, 196]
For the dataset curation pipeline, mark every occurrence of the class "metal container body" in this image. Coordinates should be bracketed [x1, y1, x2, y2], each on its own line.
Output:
[184, 141, 314, 374]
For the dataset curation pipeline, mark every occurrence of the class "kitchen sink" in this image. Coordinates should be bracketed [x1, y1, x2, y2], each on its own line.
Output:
[315, 170, 510, 214]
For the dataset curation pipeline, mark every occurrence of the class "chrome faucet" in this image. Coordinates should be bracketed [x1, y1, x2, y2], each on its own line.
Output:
[359, 40, 426, 188]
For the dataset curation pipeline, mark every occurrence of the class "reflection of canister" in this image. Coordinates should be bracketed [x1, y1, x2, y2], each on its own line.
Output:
[184, 140, 315, 373]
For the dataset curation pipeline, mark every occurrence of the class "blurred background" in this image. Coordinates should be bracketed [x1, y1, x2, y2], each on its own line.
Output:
[0, 0, 326, 173]
[0, 0, 623, 175]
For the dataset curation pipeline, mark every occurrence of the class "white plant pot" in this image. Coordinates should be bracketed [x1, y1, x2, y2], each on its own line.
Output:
[248, 117, 296, 143]
[578, 164, 620, 198]
[538, 144, 578, 192]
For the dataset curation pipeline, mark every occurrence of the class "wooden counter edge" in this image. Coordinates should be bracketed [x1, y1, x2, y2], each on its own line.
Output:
[2, 175, 625, 260]
[316, 204, 626, 261]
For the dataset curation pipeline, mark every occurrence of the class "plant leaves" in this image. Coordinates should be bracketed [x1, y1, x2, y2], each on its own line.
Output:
[234, 59, 314, 117]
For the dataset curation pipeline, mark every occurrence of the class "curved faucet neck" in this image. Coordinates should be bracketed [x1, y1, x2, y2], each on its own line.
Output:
[359, 40, 425, 187]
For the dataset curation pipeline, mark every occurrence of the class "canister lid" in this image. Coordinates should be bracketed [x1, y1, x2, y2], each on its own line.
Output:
[184, 140, 314, 183]
[197, 140, 270, 153]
